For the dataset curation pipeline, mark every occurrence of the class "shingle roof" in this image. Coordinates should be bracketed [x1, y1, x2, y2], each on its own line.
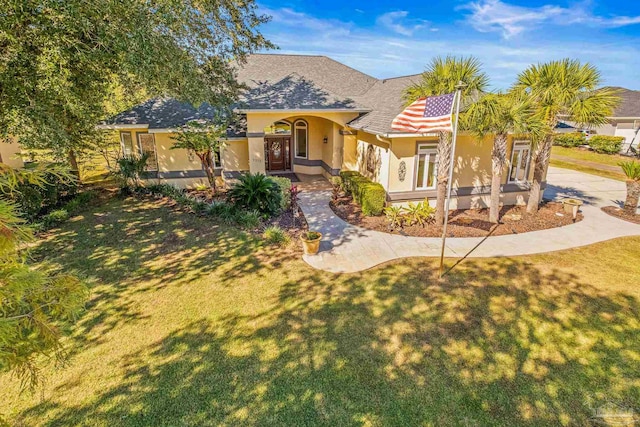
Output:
[235, 54, 376, 110]
[347, 75, 422, 134]
[104, 97, 246, 137]
[607, 87, 640, 118]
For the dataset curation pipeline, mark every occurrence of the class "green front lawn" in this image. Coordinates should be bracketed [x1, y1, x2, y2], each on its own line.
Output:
[2, 196, 639, 426]
[550, 146, 630, 180]
[552, 146, 629, 167]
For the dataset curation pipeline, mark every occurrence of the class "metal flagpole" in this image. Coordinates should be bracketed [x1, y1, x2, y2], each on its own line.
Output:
[438, 82, 466, 278]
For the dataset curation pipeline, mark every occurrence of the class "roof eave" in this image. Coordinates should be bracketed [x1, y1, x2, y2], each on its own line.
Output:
[235, 108, 371, 114]
[96, 124, 149, 130]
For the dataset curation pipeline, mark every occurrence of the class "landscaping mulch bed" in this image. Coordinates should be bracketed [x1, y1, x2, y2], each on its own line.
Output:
[601, 206, 640, 224]
[266, 206, 308, 238]
[331, 194, 583, 238]
[185, 188, 228, 203]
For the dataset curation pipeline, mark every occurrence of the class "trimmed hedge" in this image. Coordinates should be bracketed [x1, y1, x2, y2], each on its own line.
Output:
[553, 132, 586, 147]
[269, 176, 292, 211]
[339, 171, 386, 216]
[588, 135, 624, 154]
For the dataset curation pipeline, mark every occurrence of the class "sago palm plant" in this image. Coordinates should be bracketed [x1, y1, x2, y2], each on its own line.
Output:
[619, 161, 640, 215]
[228, 173, 282, 216]
[463, 92, 541, 223]
[403, 56, 489, 225]
[512, 59, 620, 213]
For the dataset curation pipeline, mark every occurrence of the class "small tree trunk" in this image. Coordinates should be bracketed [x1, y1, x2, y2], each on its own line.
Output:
[624, 180, 640, 215]
[526, 135, 552, 214]
[68, 149, 81, 181]
[435, 131, 453, 225]
[200, 151, 217, 193]
[489, 134, 508, 223]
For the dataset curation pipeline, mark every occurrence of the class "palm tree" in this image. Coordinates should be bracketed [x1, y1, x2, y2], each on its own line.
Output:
[619, 161, 640, 215]
[404, 56, 489, 225]
[512, 59, 620, 213]
[463, 93, 540, 223]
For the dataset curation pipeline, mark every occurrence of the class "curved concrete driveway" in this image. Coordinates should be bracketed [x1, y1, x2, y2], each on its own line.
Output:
[299, 167, 640, 273]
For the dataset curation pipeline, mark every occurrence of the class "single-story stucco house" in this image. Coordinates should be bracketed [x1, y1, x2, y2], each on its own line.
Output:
[594, 87, 640, 153]
[102, 53, 542, 209]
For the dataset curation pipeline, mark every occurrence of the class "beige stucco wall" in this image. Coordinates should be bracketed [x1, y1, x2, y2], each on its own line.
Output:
[342, 129, 541, 208]
[384, 133, 536, 192]
[0, 141, 24, 169]
[354, 131, 390, 189]
[119, 130, 248, 189]
[151, 132, 202, 172]
[222, 139, 250, 171]
[123, 130, 249, 173]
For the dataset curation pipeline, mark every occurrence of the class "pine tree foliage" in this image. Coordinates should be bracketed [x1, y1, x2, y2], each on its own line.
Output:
[0, 164, 87, 392]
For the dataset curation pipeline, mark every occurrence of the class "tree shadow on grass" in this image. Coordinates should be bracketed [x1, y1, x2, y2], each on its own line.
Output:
[20, 256, 640, 426]
[31, 196, 266, 350]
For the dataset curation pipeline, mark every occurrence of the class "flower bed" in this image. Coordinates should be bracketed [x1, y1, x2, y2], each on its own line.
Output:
[601, 206, 640, 224]
[330, 193, 583, 238]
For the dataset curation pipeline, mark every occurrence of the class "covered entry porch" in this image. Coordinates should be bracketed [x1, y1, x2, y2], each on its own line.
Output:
[244, 111, 359, 178]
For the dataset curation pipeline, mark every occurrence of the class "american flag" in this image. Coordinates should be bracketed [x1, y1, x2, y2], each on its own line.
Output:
[391, 92, 456, 133]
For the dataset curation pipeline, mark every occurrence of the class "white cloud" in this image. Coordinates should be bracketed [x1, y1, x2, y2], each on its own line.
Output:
[376, 11, 432, 36]
[256, 6, 640, 90]
[460, 0, 640, 39]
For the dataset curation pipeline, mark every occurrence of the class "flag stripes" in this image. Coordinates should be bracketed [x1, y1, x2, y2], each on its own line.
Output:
[391, 92, 456, 133]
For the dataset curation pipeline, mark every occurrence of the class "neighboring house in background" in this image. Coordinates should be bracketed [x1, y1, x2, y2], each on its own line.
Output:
[102, 54, 545, 209]
[592, 87, 640, 152]
[0, 141, 24, 169]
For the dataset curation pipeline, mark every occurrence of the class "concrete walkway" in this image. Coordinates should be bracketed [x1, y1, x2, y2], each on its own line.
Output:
[299, 167, 640, 273]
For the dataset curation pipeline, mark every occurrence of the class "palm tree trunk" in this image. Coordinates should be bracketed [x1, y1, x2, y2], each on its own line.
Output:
[526, 135, 552, 214]
[489, 134, 508, 223]
[435, 131, 453, 225]
[624, 180, 640, 215]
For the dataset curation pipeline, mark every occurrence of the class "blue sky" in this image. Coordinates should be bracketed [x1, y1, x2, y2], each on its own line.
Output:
[256, 0, 640, 90]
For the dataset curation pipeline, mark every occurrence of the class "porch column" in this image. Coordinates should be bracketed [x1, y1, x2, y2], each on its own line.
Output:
[331, 123, 343, 173]
[247, 133, 266, 174]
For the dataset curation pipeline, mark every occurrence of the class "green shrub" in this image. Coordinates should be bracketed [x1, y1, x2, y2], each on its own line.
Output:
[192, 200, 209, 215]
[228, 173, 282, 216]
[146, 184, 183, 199]
[588, 135, 624, 154]
[14, 185, 45, 220]
[63, 191, 96, 215]
[12, 167, 79, 221]
[403, 201, 435, 227]
[206, 201, 238, 224]
[553, 132, 586, 147]
[262, 225, 290, 246]
[236, 210, 261, 229]
[116, 154, 149, 190]
[42, 209, 69, 228]
[385, 206, 404, 230]
[340, 171, 386, 216]
[269, 176, 292, 211]
[208, 201, 232, 216]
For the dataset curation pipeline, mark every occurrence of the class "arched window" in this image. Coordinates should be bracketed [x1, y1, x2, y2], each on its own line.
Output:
[264, 121, 291, 135]
[294, 120, 308, 158]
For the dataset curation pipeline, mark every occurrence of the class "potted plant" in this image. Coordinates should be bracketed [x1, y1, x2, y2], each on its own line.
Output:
[300, 231, 322, 255]
[561, 198, 583, 220]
